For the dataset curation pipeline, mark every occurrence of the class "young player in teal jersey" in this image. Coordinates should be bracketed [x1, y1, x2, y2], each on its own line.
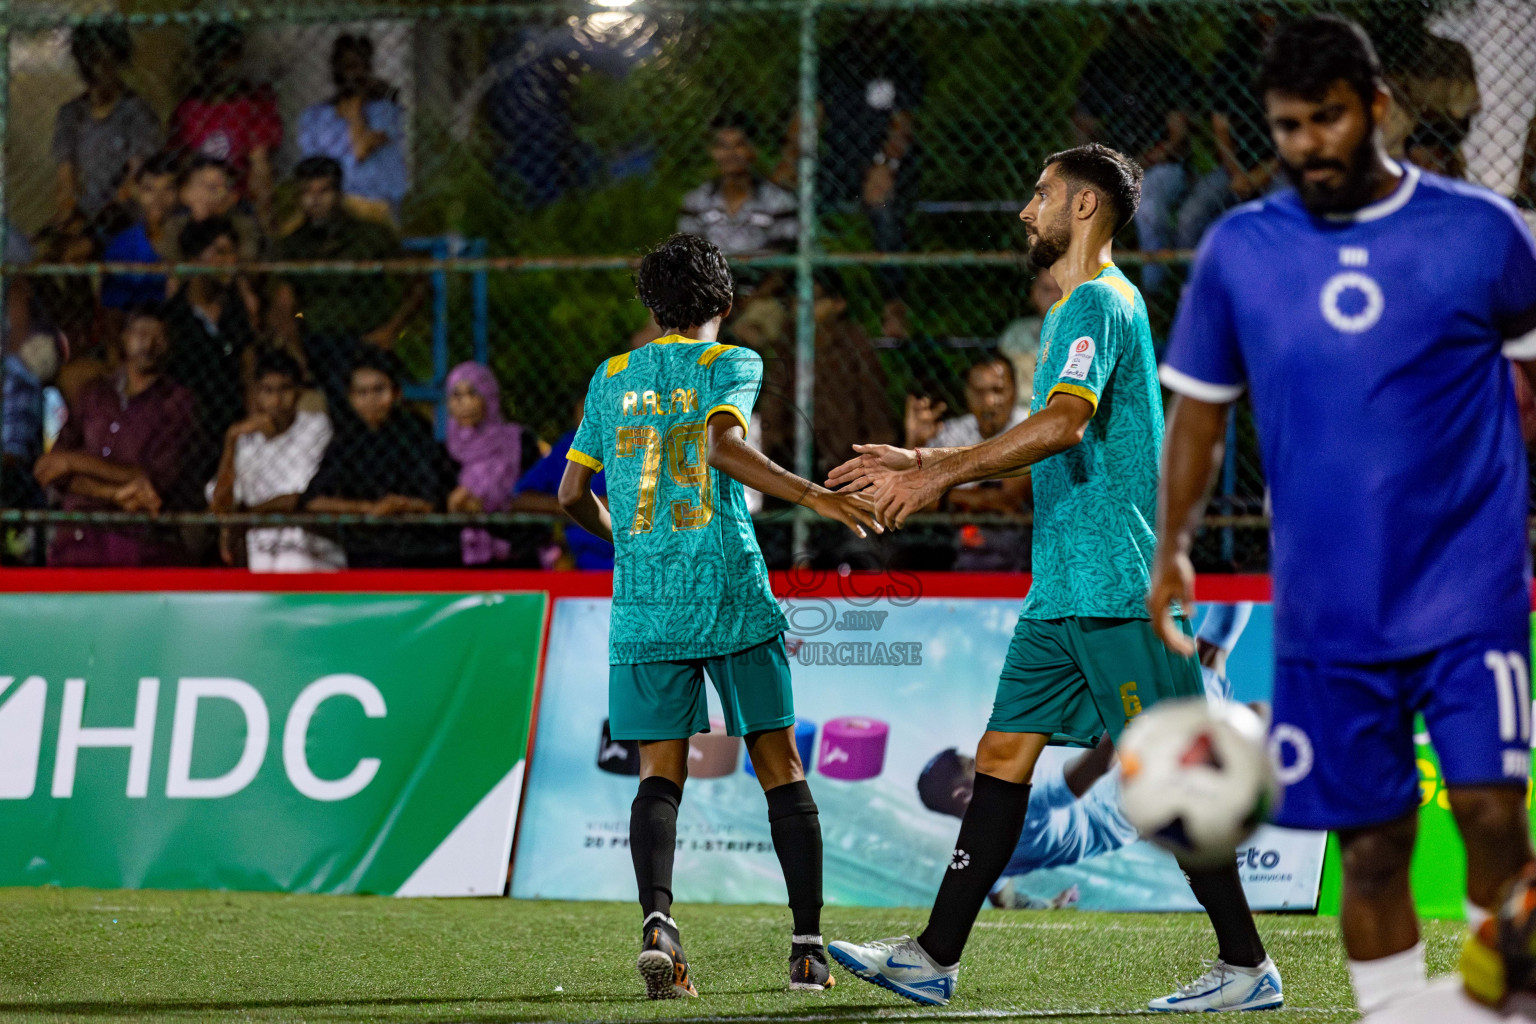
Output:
[558, 233, 880, 1000]
[823, 146, 1279, 1011]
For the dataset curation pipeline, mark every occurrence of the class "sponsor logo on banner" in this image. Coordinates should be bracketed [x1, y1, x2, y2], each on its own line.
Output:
[0, 674, 387, 802]
[1062, 336, 1095, 380]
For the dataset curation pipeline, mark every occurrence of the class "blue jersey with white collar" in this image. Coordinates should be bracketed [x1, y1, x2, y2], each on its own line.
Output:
[1163, 166, 1536, 661]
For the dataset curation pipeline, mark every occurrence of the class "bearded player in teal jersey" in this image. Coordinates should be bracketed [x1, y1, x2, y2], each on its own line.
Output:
[823, 146, 1280, 1011]
[558, 233, 880, 1000]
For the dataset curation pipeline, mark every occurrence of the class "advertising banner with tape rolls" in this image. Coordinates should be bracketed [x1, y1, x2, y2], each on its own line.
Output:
[513, 592, 1327, 910]
[0, 590, 544, 896]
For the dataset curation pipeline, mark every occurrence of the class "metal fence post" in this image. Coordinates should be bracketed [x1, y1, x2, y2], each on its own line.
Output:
[792, 0, 819, 562]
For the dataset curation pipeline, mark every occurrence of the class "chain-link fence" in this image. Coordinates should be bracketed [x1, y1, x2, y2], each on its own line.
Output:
[0, 0, 1528, 571]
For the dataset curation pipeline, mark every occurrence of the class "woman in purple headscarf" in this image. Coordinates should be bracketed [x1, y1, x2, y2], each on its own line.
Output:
[445, 362, 537, 565]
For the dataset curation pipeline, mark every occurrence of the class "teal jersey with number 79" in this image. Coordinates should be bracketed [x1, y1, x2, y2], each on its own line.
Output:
[568, 335, 788, 664]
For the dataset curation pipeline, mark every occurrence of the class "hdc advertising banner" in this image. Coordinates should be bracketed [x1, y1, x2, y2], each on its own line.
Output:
[514, 590, 1327, 911]
[0, 592, 544, 896]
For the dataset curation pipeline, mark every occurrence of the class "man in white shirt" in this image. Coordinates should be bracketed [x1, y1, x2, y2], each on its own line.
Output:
[905, 355, 1031, 570]
[208, 350, 344, 571]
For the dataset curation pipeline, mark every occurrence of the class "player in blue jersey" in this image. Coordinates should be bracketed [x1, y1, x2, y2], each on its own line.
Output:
[1149, 17, 1536, 1017]
[822, 146, 1280, 1012]
[558, 233, 879, 999]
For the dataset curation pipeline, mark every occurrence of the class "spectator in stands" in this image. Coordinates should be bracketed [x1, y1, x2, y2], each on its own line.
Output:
[297, 34, 408, 224]
[169, 23, 283, 232]
[758, 272, 898, 481]
[52, 26, 162, 224]
[208, 349, 342, 571]
[32, 214, 104, 381]
[1073, 12, 1200, 298]
[270, 156, 425, 410]
[778, 14, 923, 337]
[2, 330, 62, 510]
[680, 114, 797, 255]
[1385, 34, 1480, 179]
[301, 345, 452, 567]
[162, 156, 262, 263]
[101, 154, 181, 316]
[444, 361, 540, 566]
[163, 217, 260, 493]
[514, 393, 614, 570]
[996, 272, 1062, 409]
[1180, 13, 1281, 244]
[35, 304, 194, 566]
[906, 354, 1030, 571]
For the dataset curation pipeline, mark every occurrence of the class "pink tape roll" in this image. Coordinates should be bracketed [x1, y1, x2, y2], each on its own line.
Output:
[817, 716, 889, 780]
[688, 720, 740, 779]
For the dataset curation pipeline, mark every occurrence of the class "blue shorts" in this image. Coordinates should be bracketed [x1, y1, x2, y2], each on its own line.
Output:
[1269, 631, 1532, 831]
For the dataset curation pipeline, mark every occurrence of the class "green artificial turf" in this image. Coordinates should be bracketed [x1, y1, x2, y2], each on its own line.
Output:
[0, 888, 1466, 1023]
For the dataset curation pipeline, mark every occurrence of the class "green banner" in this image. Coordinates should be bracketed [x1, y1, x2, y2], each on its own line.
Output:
[0, 592, 544, 895]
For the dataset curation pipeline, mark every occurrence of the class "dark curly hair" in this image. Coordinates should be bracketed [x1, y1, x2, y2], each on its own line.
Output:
[1259, 15, 1382, 108]
[253, 348, 305, 386]
[1043, 143, 1144, 234]
[178, 216, 238, 261]
[635, 233, 734, 332]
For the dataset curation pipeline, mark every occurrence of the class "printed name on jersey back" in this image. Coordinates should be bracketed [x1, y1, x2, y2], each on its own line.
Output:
[621, 388, 699, 416]
[1062, 336, 1096, 380]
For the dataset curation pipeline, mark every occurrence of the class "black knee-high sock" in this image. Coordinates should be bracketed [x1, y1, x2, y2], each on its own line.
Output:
[1184, 862, 1266, 968]
[631, 776, 682, 920]
[766, 780, 823, 936]
[916, 774, 1031, 967]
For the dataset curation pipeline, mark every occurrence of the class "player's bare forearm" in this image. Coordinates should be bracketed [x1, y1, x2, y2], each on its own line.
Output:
[1148, 395, 1230, 655]
[707, 414, 881, 537]
[557, 461, 614, 545]
[928, 395, 1092, 491]
[1155, 395, 1229, 557]
[703, 413, 822, 507]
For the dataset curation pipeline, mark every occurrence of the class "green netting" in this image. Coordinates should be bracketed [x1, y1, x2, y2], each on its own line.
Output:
[0, 0, 1524, 570]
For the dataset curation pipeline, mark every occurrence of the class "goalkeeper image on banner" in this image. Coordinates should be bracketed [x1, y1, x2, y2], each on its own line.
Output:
[916, 603, 1258, 908]
[557, 233, 880, 1000]
[823, 146, 1282, 1010]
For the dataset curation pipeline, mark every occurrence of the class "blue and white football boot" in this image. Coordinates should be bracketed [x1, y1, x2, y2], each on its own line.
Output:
[1150, 957, 1284, 1012]
[827, 935, 958, 1006]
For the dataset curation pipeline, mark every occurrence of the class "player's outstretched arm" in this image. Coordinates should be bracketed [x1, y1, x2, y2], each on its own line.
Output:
[866, 393, 1092, 529]
[1148, 394, 1231, 656]
[557, 460, 615, 545]
[706, 413, 883, 539]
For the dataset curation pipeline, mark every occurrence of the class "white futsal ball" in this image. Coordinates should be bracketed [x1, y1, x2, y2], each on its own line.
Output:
[1119, 698, 1280, 869]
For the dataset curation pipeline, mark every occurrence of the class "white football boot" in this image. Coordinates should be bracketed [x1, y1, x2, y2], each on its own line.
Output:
[1150, 957, 1284, 1012]
[827, 935, 958, 1006]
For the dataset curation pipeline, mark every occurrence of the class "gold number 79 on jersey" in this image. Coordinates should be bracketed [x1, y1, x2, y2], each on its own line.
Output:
[615, 422, 713, 534]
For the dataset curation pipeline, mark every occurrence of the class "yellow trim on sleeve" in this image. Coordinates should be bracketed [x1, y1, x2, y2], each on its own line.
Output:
[566, 447, 604, 471]
[1101, 274, 1136, 306]
[697, 343, 735, 366]
[704, 404, 750, 433]
[1048, 382, 1100, 414]
[604, 353, 630, 377]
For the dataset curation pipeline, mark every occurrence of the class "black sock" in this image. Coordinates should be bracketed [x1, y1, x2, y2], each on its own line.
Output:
[916, 774, 1031, 967]
[631, 776, 682, 921]
[1184, 862, 1266, 968]
[766, 780, 824, 937]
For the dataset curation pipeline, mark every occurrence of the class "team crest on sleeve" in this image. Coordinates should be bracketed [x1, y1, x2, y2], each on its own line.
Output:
[1062, 337, 1095, 380]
